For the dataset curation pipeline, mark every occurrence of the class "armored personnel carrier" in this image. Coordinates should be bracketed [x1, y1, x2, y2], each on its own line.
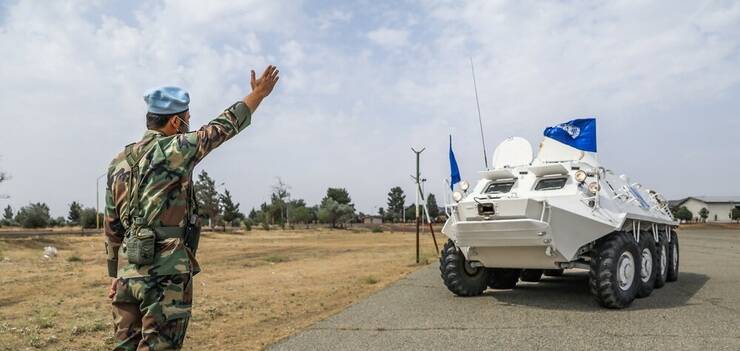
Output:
[440, 119, 679, 309]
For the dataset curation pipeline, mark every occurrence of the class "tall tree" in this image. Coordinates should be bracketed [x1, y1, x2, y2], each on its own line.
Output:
[291, 204, 316, 228]
[220, 189, 243, 226]
[386, 186, 405, 223]
[80, 207, 100, 229]
[326, 188, 352, 205]
[68, 201, 82, 225]
[269, 178, 291, 225]
[404, 204, 417, 222]
[730, 207, 740, 223]
[2, 205, 13, 226]
[195, 170, 221, 228]
[0, 167, 8, 199]
[675, 206, 693, 223]
[699, 207, 709, 222]
[318, 188, 355, 228]
[15, 202, 51, 228]
[426, 193, 440, 221]
[318, 197, 355, 228]
[3, 205, 13, 221]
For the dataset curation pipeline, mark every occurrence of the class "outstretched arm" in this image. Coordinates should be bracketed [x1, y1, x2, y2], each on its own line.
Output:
[175, 65, 280, 166]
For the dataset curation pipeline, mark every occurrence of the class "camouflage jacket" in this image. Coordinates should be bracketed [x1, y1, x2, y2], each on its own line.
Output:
[104, 101, 252, 278]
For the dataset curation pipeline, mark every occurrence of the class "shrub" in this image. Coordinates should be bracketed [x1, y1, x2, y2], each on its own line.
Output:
[15, 203, 50, 228]
[371, 226, 383, 233]
[79, 208, 100, 229]
[243, 219, 252, 231]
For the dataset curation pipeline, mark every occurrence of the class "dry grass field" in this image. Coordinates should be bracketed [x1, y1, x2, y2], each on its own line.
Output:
[0, 227, 441, 350]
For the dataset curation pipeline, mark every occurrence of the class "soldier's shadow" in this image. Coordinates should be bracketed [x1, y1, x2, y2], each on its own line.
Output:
[484, 271, 709, 311]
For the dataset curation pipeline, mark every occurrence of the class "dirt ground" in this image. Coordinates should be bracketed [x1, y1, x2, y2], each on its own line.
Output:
[0, 227, 441, 350]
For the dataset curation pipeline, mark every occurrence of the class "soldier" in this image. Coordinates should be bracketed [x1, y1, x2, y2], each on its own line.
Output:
[104, 65, 279, 350]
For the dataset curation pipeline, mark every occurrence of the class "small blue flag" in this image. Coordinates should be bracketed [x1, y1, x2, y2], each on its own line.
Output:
[543, 118, 597, 152]
[449, 135, 461, 190]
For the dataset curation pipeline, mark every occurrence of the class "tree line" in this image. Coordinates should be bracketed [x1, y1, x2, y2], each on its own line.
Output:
[0, 169, 445, 230]
[671, 205, 740, 223]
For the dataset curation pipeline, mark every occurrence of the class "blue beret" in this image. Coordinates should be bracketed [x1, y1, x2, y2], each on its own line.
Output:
[143, 86, 190, 114]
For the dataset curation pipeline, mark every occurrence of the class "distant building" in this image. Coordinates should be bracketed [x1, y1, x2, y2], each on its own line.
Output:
[362, 216, 383, 225]
[671, 196, 740, 223]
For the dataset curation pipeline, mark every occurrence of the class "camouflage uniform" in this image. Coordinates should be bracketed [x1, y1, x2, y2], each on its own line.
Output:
[105, 101, 252, 350]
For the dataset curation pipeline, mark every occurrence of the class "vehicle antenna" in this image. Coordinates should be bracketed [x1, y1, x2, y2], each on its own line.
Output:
[470, 57, 489, 170]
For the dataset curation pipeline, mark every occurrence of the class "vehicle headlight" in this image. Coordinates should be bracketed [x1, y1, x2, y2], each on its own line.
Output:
[588, 181, 601, 193]
[452, 191, 463, 202]
[459, 180, 470, 191]
[574, 170, 587, 183]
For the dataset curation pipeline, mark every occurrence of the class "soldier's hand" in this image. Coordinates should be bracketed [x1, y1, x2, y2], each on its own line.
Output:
[244, 65, 279, 113]
[250, 65, 279, 98]
[108, 278, 119, 299]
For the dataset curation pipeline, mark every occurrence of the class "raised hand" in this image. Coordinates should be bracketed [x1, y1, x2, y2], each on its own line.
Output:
[250, 65, 279, 98]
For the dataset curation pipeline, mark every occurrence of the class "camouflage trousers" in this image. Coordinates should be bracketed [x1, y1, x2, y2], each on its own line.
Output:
[111, 273, 193, 351]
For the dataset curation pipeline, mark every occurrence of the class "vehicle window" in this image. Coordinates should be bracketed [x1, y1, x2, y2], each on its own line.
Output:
[485, 181, 515, 194]
[534, 177, 567, 191]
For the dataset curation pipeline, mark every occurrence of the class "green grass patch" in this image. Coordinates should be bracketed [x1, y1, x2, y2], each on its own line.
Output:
[264, 254, 289, 263]
[70, 319, 107, 336]
[361, 276, 379, 285]
[370, 226, 383, 233]
[66, 254, 83, 262]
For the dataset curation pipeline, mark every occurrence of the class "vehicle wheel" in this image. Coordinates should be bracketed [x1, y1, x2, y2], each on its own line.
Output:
[667, 230, 679, 282]
[654, 232, 668, 289]
[636, 232, 657, 298]
[439, 240, 487, 296]
[544, 269, 564, 277]
[520, 269, 543, 282]
[589, 231, 640, 309]
[486, 268, 521, 289]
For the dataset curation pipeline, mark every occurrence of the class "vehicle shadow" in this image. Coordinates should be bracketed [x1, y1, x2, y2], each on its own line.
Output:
[484, 271, 709, 311]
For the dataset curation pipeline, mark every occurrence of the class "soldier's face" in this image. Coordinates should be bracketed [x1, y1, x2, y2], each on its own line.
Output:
[174, 111, 190, 134]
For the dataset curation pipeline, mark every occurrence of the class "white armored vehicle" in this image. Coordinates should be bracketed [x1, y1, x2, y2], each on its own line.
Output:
[440, 119, 679, 309]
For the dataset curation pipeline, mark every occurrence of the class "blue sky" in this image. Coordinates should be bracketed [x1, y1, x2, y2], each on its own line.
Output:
[0, 0, 739, 217]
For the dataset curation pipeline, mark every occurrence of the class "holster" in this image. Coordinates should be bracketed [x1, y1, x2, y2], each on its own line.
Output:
[184, 222, 201, 256]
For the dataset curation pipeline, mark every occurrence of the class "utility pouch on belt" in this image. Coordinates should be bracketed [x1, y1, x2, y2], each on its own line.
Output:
[125, 226, 156, 265]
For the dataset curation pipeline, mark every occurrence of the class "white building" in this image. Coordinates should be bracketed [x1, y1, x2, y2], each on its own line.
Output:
[672, 196, 740, 223]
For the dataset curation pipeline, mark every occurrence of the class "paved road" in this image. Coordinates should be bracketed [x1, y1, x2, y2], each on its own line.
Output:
[269, 229, 740, 350]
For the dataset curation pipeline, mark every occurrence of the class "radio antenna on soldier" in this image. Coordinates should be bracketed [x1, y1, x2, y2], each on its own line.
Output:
[470, 57, 489, 170]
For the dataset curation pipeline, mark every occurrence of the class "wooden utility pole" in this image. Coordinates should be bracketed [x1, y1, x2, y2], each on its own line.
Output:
[411, 147, 425, 264]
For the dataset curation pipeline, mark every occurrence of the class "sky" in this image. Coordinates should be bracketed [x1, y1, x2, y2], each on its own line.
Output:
[0, 0, 739, 218]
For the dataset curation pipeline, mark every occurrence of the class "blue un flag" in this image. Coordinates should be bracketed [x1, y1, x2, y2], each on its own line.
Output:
[449, 135, 461, 190]
[543, 118, 597, 152]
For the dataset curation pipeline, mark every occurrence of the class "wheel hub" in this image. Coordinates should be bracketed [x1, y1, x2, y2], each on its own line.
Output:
[672, 244, 678, 270]
[640, 248, 653, 283]
[463, 260, 480, 276]
[660, 246, 667, 276]
[617, 251, 635, 291]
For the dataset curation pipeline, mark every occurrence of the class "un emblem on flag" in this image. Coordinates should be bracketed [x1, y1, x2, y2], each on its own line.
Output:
[554, 123, 581, 139]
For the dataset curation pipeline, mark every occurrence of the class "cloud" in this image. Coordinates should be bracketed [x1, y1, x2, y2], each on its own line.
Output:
[367, 27, 409, 48]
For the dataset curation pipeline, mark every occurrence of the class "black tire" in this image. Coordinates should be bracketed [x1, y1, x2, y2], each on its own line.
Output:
[589, 231, 640, 309]
[544, 269, 564, 277]
[654, 232, 668, 289]
[439, 240, 487, 296]
[520, 269, 544, 282]
[486, 268, 521, 289]
[667, 230, 679, 282]
[636, 232, 657, 298]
